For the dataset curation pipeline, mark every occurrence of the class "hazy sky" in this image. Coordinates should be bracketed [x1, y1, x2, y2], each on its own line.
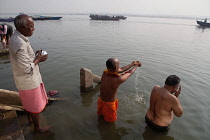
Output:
[1, 0, 210, 16]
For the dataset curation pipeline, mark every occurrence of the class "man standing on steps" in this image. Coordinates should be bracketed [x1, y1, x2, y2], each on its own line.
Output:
[9, 14, 50, 133]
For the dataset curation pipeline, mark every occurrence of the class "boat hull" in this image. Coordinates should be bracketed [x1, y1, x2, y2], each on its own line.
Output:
[32, 17, 62, 20]
[0, 18, 14, 22]
[90, 17, 120, 21]
[89, 14, 127, 21]
[0, 16, 62, 22]
[197, 21, 210, 27]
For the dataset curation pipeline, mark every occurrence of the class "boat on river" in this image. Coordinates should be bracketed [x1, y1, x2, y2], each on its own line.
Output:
[31, 15, 62, 20]
[117, 15, 127, 19]
[90, 14, 120, 20]
[0, 17, 14, 22]
[89, 14, 127, 21]
[0, 15, 62, 22]
[196, 19, 210, 27]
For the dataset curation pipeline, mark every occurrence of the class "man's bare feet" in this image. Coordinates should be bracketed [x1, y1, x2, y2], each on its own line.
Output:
[34, 126, 51, 133]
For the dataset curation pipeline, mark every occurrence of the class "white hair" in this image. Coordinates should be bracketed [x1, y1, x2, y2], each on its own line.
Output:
[14, 14, 32, 29]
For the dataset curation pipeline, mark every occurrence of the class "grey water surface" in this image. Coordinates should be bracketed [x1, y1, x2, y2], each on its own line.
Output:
[0, 14, 209, 140]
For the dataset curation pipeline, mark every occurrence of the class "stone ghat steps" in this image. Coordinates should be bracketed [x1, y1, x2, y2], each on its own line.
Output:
[0, 88, 51, 139]
[0, 48, 9, 56]
[0, 110, 25, 140]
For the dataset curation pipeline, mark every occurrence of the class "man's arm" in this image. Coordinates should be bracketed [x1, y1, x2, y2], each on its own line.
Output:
[149, 86, 159, 113]
[118, 65, 139, 84]
[171, 96, 183, 117]
[3, 25, 7, 35]
[16, 47, 47, 74]
[118, 61, 141, 73]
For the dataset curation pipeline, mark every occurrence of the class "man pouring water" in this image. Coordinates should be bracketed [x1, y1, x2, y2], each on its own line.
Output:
[97, 58, 142, 122]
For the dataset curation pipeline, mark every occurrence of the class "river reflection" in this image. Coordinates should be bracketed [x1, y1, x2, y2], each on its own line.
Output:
[81, 84, 131, 140]
[196, 25, 210, 32]
[97, 116, 130, 140]
[80, 84, 100, 107]
[142, 126, 174, 140]
[30, 131, 56, 140]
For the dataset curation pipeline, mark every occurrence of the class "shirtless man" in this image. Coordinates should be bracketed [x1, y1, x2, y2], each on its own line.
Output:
[98, 58, 142, 122]
[145, 75, 183, 132]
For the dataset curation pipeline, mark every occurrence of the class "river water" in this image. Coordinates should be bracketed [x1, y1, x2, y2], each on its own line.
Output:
[0, 14, 210, 140]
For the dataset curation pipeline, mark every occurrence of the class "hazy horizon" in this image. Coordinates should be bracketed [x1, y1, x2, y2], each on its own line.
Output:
[1, 0, 210, 17]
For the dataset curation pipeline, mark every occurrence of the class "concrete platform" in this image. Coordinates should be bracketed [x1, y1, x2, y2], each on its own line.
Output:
[0, 111, 25, 140]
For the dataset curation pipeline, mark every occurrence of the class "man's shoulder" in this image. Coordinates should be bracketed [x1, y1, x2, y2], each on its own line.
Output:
[11, 32, 26, 43]
[153, 85, 161, 91]
[10, 34, 27, 51]
[102, 72, 121, 79]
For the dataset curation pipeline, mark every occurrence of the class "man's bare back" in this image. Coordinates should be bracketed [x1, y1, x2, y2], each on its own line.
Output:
[100, 71, 122, 102]
[146, 75, 183, 130]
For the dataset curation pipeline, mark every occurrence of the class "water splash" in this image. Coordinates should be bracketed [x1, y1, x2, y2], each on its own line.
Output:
[134, 68, 146, 104]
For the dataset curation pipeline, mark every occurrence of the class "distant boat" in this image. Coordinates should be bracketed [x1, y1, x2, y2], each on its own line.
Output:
[116, 15, 127, 20]
[196, 19, 210, 27]
[0, 17, 14, 22]
[89, 14, 127, 21]
[0, 15, 62, 22]
[89, 14, 120, 20]
[31, 15, 62, 20]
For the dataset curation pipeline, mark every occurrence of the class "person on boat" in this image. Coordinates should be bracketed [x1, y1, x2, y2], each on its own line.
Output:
[0, 24, 13, 45]
[145, 75, 183, 132]
[97, 58, 142, 122]
[204, 18, 207, 23]
[9, 14, 50, 133]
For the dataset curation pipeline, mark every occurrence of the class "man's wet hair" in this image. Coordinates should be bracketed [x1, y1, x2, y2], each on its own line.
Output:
[165, 75, 180, 86]
[106, 58, 116, 70]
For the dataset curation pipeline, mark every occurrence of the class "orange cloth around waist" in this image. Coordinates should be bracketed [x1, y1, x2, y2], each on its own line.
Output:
[97, 97, 118, 122]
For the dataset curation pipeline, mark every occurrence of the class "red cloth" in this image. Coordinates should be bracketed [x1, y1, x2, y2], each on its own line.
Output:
[18, 83, 48, 113]
[97, 97, 118, 122]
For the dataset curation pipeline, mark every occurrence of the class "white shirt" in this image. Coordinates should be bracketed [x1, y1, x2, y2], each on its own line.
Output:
[9, 30, 43, 90]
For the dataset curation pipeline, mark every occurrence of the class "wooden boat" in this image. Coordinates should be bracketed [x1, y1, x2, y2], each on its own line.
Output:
[0, 17, 14, 22]
[116, 15, 127, 20]
[31, 15, 62, 20]
[0, 15, 62, 22]
[89, 14, 120, 21]
[196, 20, 210, 27]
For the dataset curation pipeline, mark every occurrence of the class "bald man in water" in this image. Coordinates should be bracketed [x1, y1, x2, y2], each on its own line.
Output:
[98, 58, 142, 122]
[145, 75, 183, 132]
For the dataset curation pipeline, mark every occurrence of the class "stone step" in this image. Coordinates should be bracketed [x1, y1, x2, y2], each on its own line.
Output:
[0, 48, 9, 56]
[0, 110, 25, 140]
